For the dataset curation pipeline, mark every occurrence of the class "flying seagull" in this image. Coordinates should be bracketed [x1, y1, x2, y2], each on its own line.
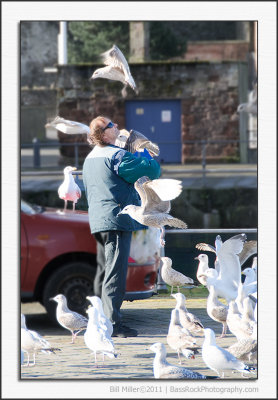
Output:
[116, 128, 160, 156]
[118, 176, 187, 246]
[58, 166, 82, 211]
[90, 44, 138, 97]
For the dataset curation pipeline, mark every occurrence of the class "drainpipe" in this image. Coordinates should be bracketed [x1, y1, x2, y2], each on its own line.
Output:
[58, 21, 67, 65]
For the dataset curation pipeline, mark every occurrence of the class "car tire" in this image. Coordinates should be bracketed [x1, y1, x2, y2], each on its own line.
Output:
[42, 261, 96, 323]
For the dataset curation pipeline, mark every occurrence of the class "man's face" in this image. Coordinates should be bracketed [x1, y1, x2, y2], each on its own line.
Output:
[101, 119, 120, 144]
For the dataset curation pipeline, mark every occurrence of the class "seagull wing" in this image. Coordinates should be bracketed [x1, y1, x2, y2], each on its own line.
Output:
[46, 116, 90, 135]
[195, 243, 216, 253]
[217, 234, 246, 287]
[134, 177, 170, 214]
[239, 241, 257, 266]
[101, 44, 137, 91]
[127, 129, 160, 155]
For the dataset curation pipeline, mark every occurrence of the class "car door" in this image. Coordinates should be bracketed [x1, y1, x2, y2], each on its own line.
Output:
[21, 217, 28, 286]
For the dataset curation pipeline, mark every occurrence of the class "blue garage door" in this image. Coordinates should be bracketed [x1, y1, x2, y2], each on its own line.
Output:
[125, 100, 181, 163]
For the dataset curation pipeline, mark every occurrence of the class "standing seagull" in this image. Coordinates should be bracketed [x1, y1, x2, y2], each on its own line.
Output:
[86, 296, 113, 338]
[91, 44, 138, 97]
[58, 166, 81, 211]
[21, 313, 60, 366]
[84, 306, 117, 367]
[194, 254, 212, 286]
[202, 328, 256, 378]
[161, 257, 194, 294]
[202, 272, 228, 338]
[171, 292, 204, 335]
[167, 308, 198, 364]
[50, 294, 88, 343]
[149, 343, 212, 379]
[118, 176, 187, 246]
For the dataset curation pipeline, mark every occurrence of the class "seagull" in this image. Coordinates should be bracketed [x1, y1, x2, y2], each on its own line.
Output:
[242, 267, 257, 286]
[171, 292, 204, 335]
[117, 128, 160, 156]
[237, 83, 257, 115]
[196, 236, 256, 270]
[149, 342, 212, 379]
[167, 308, 198, 364]
[202, 328, 256, 378]
[50, 294, 88, 343]
[58, 166, 82, 211]
[241, 297, 257, 336]
[228, 338, 257, 363]
[21, 313, 60, 366]
[201, 234, 247, 303]
[226, 300, 253, 340]
[118, 176, 187, 246]
[195, 235, 222, 272]
[203, 274, 228, 337]
[90, 44, 138, 97]
[86, 296, 113, 338]
[84, 306, 117, 367]
[194, 254, 212, 286]
[161, 257, 194, 294]
[45, 116, 90, 135]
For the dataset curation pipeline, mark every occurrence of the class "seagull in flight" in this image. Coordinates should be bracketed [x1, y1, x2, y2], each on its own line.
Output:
[118, 176, 187, 246]
[90, 44, 138, 97]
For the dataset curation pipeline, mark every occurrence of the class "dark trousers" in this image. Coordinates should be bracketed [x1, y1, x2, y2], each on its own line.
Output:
[94, 231, 132, 327]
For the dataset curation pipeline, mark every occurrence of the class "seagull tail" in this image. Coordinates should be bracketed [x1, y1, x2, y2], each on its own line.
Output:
[167, 218, 188, 229]
[41, 347, 61, 354]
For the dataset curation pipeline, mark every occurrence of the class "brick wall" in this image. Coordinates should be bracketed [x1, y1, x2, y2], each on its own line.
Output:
[56, 61, 243, 163]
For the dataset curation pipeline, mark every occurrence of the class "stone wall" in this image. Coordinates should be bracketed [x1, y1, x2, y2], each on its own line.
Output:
[56, 61, 243, 163]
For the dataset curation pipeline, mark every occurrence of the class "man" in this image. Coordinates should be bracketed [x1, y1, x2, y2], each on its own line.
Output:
[83, 116, 160, 337]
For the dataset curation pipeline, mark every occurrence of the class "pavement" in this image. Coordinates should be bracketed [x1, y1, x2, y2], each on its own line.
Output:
[21, 294, 257, 380]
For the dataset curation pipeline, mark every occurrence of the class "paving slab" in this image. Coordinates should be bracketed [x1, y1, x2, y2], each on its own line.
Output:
[21, 296, 257, 381]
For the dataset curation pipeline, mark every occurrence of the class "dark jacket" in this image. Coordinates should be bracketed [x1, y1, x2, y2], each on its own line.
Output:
[83, 144, 161, 234]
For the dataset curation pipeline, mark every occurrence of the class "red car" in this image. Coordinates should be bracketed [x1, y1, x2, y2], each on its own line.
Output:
[21, 200, 159, 322]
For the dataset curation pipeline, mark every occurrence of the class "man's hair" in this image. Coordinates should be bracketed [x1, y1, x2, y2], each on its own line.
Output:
[88, 116, 109, 146]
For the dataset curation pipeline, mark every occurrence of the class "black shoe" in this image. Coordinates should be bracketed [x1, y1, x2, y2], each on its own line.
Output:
[112, 324, 138, 338]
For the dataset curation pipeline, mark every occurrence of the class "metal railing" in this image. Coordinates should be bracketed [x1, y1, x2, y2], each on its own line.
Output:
[21, 138, 257, 168]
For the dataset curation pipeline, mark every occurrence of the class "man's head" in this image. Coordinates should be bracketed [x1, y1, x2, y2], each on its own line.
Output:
[88, 116, 119, 146]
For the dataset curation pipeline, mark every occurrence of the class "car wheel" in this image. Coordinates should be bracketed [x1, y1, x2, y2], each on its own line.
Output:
[42, 261, 96, 323]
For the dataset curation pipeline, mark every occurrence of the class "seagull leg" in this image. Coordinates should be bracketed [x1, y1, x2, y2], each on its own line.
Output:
[72, 202, 75, 211]
[31, 353, 36, 366]
[63, 200, 67, 211]
[159, 227, 165, 246]
[22, 353, 30, 367]
[220, 323, 227, 338]
[177, 350, 182, 365]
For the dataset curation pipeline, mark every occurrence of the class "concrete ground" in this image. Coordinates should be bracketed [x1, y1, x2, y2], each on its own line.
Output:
[21, 295, 257, 381]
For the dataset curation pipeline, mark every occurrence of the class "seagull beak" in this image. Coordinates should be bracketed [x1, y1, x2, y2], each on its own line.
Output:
[49, 297, 54, 301]
[71, 167, 77, 171]
[194, 257, 199, 260]
[117, 211, 123, 216]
